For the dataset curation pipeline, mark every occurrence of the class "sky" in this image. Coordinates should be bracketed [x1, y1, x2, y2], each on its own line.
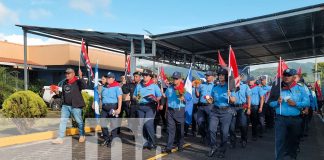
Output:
[0, 0, 323, 68]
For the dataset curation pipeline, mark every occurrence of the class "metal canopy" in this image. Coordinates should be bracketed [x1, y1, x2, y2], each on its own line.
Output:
[16, 24, 145, 53]
[16, 3, 324, 71]
[152, 3, 324, 66]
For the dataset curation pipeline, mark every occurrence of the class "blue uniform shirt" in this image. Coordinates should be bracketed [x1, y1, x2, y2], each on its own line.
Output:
[250, 86, 263, 106]
[261, 85, 271, 96]
[133, 82, 162, 104]
[192, 87, 199, 104]
[101, 86, 122, 104]
[165, 85, 186, 109]
[211, 82, 234, 107]
[234, 82, 251, 105]
[198, 82, 214, 104]
[269, 84, 310, 116]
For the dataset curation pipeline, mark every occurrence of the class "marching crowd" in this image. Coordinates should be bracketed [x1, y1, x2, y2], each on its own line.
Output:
[51, 67, 321, 160]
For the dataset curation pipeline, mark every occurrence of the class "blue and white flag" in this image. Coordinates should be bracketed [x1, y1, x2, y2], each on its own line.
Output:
[185, 66, 193, 97]
[185, 66, 194, 125]
[195, 71, 206, 82]
[94, 60, 100, 118]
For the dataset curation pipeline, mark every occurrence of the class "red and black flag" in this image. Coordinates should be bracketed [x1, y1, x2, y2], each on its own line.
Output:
[315, 80, 323, 101]
[80, 39, 94, 80]
[218, 50, 227, 69]
[266, 58, 288, 103]
[125, 55, 131, 75]
[228, 47, 240, 91]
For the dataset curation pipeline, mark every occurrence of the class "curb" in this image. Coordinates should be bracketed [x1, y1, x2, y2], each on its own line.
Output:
[0, 126, 102, 148]
[146, 143, 191, 160]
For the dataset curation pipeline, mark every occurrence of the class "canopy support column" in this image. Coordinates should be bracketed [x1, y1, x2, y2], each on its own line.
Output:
[23, 29, 28, 90]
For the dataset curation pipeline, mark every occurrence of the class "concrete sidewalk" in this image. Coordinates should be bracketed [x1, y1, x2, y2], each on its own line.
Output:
[0, 115, 323, 160]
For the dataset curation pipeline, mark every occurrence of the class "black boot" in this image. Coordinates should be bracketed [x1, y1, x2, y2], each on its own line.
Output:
[217, 152, 225, 158]
[241, 140, 247, 148]
[161, 147, 172, 154]
[208, 147, 218, 157]
[101, 139, 111, 147]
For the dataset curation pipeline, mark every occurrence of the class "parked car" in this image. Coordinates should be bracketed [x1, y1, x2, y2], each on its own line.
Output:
[41, 79, 94, 111]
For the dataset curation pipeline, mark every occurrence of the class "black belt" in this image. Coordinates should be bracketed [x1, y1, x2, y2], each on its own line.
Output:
[139, 102, 156, 106]
[215, 106, 230, 110]
[234, 103, 247, 108]
[102, 103, 117, 107]
[199, 103, 210, 106]
[277, 115, 300, 118]
[168, 107, 184, 111]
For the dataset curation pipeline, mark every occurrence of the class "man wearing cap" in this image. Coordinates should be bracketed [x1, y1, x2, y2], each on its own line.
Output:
[52, 68, 87, 144]
[100, 72, 122, 147]
[260, 75, 274, 129]
[162, 71, 186, 153]
[229, 73, 251, 148]
[247, 76, 265, 141]
[195, 71, 215, 144]
[269, 68, 309, 160]
[121, 72, 141, 118]
[133, 69, 162, 150]
[294, 75, 311, 141]
[208, 68, 236, 158]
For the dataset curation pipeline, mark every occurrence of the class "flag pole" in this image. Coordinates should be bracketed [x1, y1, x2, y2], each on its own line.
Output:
[228, 46, 231, 103]
[79, 38, 83, 72]
[279, 57, 282, 115]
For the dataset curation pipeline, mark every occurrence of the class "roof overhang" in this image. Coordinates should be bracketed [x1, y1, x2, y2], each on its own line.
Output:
[16, 3, 324, 70]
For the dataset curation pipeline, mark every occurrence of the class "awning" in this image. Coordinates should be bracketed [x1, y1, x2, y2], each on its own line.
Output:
[16, 3, 324, 70]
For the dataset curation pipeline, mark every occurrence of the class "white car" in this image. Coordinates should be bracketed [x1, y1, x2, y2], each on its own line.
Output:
[41, 79, 94, 111]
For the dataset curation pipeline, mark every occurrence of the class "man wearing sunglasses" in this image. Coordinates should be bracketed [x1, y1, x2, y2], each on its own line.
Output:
[52, 68, 87, 144]
[133, 69, 162, 150]
[269, 68, 310, 160]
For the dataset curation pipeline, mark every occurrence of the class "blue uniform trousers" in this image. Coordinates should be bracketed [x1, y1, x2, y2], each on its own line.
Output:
[275, 115, 302, 160]
[197, 104, 213, 140]
[229, 107, 248, 144]
[137, 104, 157, 146]
[209, 107, 232, 153]
[166, 107, 185, 150]
[101, 103, 119, 142]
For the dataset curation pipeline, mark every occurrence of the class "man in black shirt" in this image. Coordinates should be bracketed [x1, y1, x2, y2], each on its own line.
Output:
[52, 68, 87, 144]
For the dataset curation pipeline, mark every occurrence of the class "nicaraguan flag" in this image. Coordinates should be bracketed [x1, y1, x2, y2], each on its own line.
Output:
[94, 61, 100, 118]
[195, 71, 206, 82]
[185, 66, 193, 97]
[185, 66, 194, 125]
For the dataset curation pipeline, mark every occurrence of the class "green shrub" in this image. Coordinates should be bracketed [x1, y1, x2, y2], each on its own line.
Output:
[0, 67, 23, 107]
[0, 82, 18, 107]
[82, 92, 94, 121]
[1, 90, 47, 133]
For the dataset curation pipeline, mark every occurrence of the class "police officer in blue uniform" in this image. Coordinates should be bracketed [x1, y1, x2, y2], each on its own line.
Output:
[208, 68, 236, 158]
[269, 68, 310, 160]
[100, 72, 122, 147]
[133, 69, 162, 150]
[162, 72, 186, 153]
[229, 73, 251, 148]
[247, 76, 265, 141]
[260, 75, 273, 129]
[195, 71, 215, 144]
